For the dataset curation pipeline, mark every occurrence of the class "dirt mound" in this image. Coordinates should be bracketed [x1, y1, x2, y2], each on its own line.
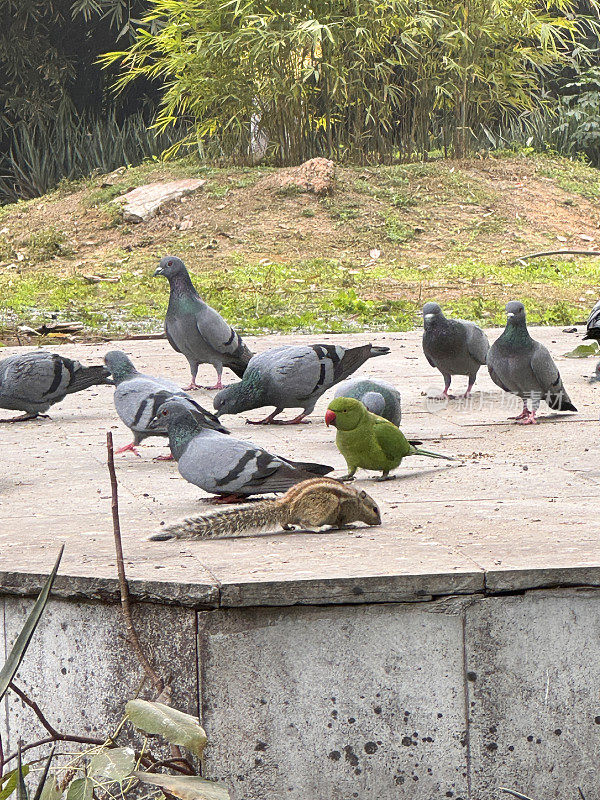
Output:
[258, 158, 335, 196]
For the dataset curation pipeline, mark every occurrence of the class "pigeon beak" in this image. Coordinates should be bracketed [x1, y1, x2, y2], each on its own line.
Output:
[325, 409, 336, 427]
[506, 312, 515, 318]
[423, 313, 434, 321]
[148, 414, 161, 430]
[153, 267, 164, 276]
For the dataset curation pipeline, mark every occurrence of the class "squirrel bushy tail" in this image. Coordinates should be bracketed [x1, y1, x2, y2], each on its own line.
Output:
[150, 498, 281, 541]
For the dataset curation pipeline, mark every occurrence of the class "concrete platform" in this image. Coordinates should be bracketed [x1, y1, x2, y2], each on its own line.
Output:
[2, 328, 600, 800]
[0, 327, 598, 605]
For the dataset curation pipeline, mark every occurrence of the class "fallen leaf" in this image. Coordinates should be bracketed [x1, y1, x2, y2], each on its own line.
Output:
[369, 248, 381, 260]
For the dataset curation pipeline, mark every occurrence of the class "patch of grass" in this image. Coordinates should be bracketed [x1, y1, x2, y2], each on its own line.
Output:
[275, 184, 302, 197]
[383, 213, 416, 244]
[27, 227, 72, 262]
[2, 252, 595, 341]
[300, 208, 316, 218]
[207, 184, 230, 198]
[327, 202, 361, 222]
[534, 154, 600, 200]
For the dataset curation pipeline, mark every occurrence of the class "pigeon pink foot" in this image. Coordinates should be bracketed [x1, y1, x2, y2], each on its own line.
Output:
[115, 442, 141, 457]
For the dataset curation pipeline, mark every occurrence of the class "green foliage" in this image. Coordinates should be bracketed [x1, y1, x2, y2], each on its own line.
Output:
[0, 108, 184, 205]
[27, 228, 71, 262]
[126, 700, 207, 757]
[563, 342, 600, 358]
[102, 0, 600, 163]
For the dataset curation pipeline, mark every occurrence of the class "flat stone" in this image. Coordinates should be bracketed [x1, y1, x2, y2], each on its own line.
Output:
[0, 328, 598, 605]
[114, 179, 206, 222]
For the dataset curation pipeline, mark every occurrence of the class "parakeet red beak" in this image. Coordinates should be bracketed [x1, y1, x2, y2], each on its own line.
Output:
[325, 409, 336, 427]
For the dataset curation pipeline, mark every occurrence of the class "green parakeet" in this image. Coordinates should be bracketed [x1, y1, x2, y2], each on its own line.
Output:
[325, 397, 457, 481]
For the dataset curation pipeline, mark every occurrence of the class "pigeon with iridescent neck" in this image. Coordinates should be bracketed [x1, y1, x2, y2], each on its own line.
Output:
[149, 397, 333, 502]
[104, 350, 227, 458]
[487, 301, 577, 424]
[154, 255, 253, 391]
[422, 302, 489, 398]
[213, 342, 391, 424]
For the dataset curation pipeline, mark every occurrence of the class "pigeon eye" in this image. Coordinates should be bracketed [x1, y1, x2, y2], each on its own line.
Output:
[167, 260, 173, 266]
[162, 409, 168, 415]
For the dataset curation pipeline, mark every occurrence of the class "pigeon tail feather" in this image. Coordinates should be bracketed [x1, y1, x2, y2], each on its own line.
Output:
[66, 364, 113, 395]
[547, 393, 577, 412]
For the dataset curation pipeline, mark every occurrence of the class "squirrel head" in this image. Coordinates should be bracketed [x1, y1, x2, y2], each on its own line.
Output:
[356, 488, 381, 526]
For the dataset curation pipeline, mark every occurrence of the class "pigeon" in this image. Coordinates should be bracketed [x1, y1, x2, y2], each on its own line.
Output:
[104, 350, 227, 457]
[148, 397, 334, 501]
[487, 301, 577, 424]
[213, 342, 391, 424]
[0, 351, 112, 422]
[583, 299, 600, 342]
[422, 302, 489, 397]
[154, 255, 253, 391]
[325, 397, 456, 481]
[334, 377, 401, 426]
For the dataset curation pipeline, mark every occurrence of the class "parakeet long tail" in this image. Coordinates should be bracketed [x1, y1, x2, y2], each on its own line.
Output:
[409, 445, 457, 461]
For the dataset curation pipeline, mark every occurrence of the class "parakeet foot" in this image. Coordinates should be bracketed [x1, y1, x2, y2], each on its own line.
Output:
[376, 472, 396, 482]
[338, 474, 356, 482]
[153, 453, 174, 461]
[115, 442, 141, 457]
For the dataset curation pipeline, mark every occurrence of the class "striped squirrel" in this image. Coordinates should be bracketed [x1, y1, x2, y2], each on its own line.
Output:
[150, 477, 381, 540]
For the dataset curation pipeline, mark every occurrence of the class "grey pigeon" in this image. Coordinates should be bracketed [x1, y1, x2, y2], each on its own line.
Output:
[154, 255, 253, 390]
[104, 350, 227, 457]
[422, 302, 489, 397]
[487, 301, 577, 424]
[213, 342, 391, 424]
[334, 377, 401, 425]
[0, 351, 111, 422]
[148, 397, 333, 500]
[583, 299, 600, 343]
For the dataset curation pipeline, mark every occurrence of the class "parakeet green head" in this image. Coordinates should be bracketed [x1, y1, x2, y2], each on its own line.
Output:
[325, 397, 368, 430]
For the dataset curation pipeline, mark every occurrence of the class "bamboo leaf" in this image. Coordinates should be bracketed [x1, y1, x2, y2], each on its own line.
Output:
[0, 547, 63, 701]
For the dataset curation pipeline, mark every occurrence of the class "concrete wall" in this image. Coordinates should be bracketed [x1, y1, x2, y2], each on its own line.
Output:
[2, 590, 600, 800]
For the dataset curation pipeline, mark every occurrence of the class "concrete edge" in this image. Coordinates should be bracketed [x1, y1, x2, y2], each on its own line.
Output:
[484, 565, 600, 593]
[0, 571, 219, 608]
[3, 564, 600, 608]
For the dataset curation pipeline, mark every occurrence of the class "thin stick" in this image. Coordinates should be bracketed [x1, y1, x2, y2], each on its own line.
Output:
[513, 249, 600, 262]
[9, 683, 60, 738]
[0, 730, 4, 779]
[4, 735, 104, 765]
[107, 432, 164, 695]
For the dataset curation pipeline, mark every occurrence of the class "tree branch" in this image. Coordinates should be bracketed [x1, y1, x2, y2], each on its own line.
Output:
[9, 683, 60, 738]
[107, 432, 165, 696]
